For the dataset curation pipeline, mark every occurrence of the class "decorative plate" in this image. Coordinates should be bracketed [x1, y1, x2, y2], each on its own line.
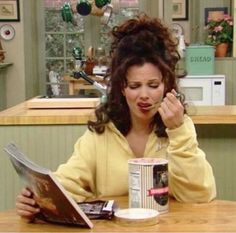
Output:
[171, 23, 184, 37]
[0, 24, 15, 41]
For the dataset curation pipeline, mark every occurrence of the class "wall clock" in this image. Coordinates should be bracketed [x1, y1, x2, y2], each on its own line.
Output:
[0, 24, 15, 41]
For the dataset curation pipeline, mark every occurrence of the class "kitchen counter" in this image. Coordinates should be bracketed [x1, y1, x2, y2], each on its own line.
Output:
[0, 100, 236, 125]
[188, 105, 236, 124]
[0, 101, 95, 125]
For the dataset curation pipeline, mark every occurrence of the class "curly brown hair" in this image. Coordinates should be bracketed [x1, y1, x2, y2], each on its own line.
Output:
[88, 13, 184, 137]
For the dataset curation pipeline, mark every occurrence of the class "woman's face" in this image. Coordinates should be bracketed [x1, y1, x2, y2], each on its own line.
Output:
[123, 62, 164, 123]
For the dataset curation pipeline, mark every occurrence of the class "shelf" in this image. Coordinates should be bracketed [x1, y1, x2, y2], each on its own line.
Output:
[0, 63, 13, 71]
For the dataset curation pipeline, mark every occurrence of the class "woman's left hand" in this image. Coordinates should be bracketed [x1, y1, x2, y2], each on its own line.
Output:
[158, 89, 184, 129]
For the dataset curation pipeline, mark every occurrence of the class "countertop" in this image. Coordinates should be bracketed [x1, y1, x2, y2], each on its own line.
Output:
[1, 99, 236, 125]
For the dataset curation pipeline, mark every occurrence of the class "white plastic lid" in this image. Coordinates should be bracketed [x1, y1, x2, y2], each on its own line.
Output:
[114, 208, 159, 226]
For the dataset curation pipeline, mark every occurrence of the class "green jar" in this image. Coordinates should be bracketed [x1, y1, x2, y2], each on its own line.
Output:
[73, 47, 83, 60]
[61, 3, 73, 23]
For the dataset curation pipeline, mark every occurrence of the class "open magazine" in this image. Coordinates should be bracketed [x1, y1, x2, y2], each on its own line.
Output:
[3, 143, 93, 228]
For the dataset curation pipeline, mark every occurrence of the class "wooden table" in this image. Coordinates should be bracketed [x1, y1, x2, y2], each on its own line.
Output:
[0, 197, 236, 232]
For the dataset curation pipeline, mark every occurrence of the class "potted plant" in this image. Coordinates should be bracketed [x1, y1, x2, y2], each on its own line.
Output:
[205, 14, 233, 57]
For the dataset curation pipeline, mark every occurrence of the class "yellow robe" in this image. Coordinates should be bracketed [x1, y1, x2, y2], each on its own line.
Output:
[54, 115, 216, 203]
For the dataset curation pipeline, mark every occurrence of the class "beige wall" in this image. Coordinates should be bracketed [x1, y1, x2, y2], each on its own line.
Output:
[0, 1, 26, 108]
[0, 0, 40, 110]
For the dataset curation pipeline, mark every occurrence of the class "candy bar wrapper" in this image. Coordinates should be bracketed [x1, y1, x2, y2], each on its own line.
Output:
[78, 200, 116, 220]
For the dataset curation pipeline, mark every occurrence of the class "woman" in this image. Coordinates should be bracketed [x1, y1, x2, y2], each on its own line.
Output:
[16, 14, 216, 218]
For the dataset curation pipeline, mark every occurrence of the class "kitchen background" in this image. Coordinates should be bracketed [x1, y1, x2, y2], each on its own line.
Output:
[0, 0, 235, 111]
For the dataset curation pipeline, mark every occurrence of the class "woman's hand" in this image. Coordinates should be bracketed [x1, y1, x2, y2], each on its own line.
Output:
[158, 89, 184, 129]
[16, 187, 40, 220]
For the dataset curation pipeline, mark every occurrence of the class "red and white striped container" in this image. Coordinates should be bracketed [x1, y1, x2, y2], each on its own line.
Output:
[128, 158, 169, 214]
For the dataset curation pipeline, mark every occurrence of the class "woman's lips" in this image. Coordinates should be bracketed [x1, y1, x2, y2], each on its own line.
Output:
[137, 102, 152, 110]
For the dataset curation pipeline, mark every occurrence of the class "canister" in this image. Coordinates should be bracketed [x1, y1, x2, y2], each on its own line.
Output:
[128, 158, 168, 214]
[186, 45, 215, 75]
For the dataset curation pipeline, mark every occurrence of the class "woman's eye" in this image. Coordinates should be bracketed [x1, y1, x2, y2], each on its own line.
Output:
[127, 83, 160, 89]
[149, 84, 159, 88]
[128, 85, 139, 89]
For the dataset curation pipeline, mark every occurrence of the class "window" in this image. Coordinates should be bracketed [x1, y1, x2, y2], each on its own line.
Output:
[99, 0, 139, 54]
[43, 0, 139, 96]
[44, 0, 85, 95]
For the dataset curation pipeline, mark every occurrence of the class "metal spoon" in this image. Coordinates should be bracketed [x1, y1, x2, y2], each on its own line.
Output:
[145, 93, 182, 110]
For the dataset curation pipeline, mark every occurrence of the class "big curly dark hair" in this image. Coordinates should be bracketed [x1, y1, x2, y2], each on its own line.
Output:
[88, 13, 184, 137]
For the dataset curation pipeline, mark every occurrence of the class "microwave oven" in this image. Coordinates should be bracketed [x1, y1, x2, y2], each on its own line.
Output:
[178, 75, 225, 106]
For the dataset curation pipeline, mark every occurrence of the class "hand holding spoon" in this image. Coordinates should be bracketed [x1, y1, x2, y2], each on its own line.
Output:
[146, 92, 182, 110]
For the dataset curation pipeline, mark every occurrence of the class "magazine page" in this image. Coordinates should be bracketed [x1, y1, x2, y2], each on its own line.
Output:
[4, 143, 49, 174]
[3, 143, 93, 228]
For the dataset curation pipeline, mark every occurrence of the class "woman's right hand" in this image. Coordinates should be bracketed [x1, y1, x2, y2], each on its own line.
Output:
[15, 187, 40, 219]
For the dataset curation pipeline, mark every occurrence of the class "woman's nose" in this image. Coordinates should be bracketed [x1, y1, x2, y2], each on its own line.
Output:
[139, 87, 149, 99]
